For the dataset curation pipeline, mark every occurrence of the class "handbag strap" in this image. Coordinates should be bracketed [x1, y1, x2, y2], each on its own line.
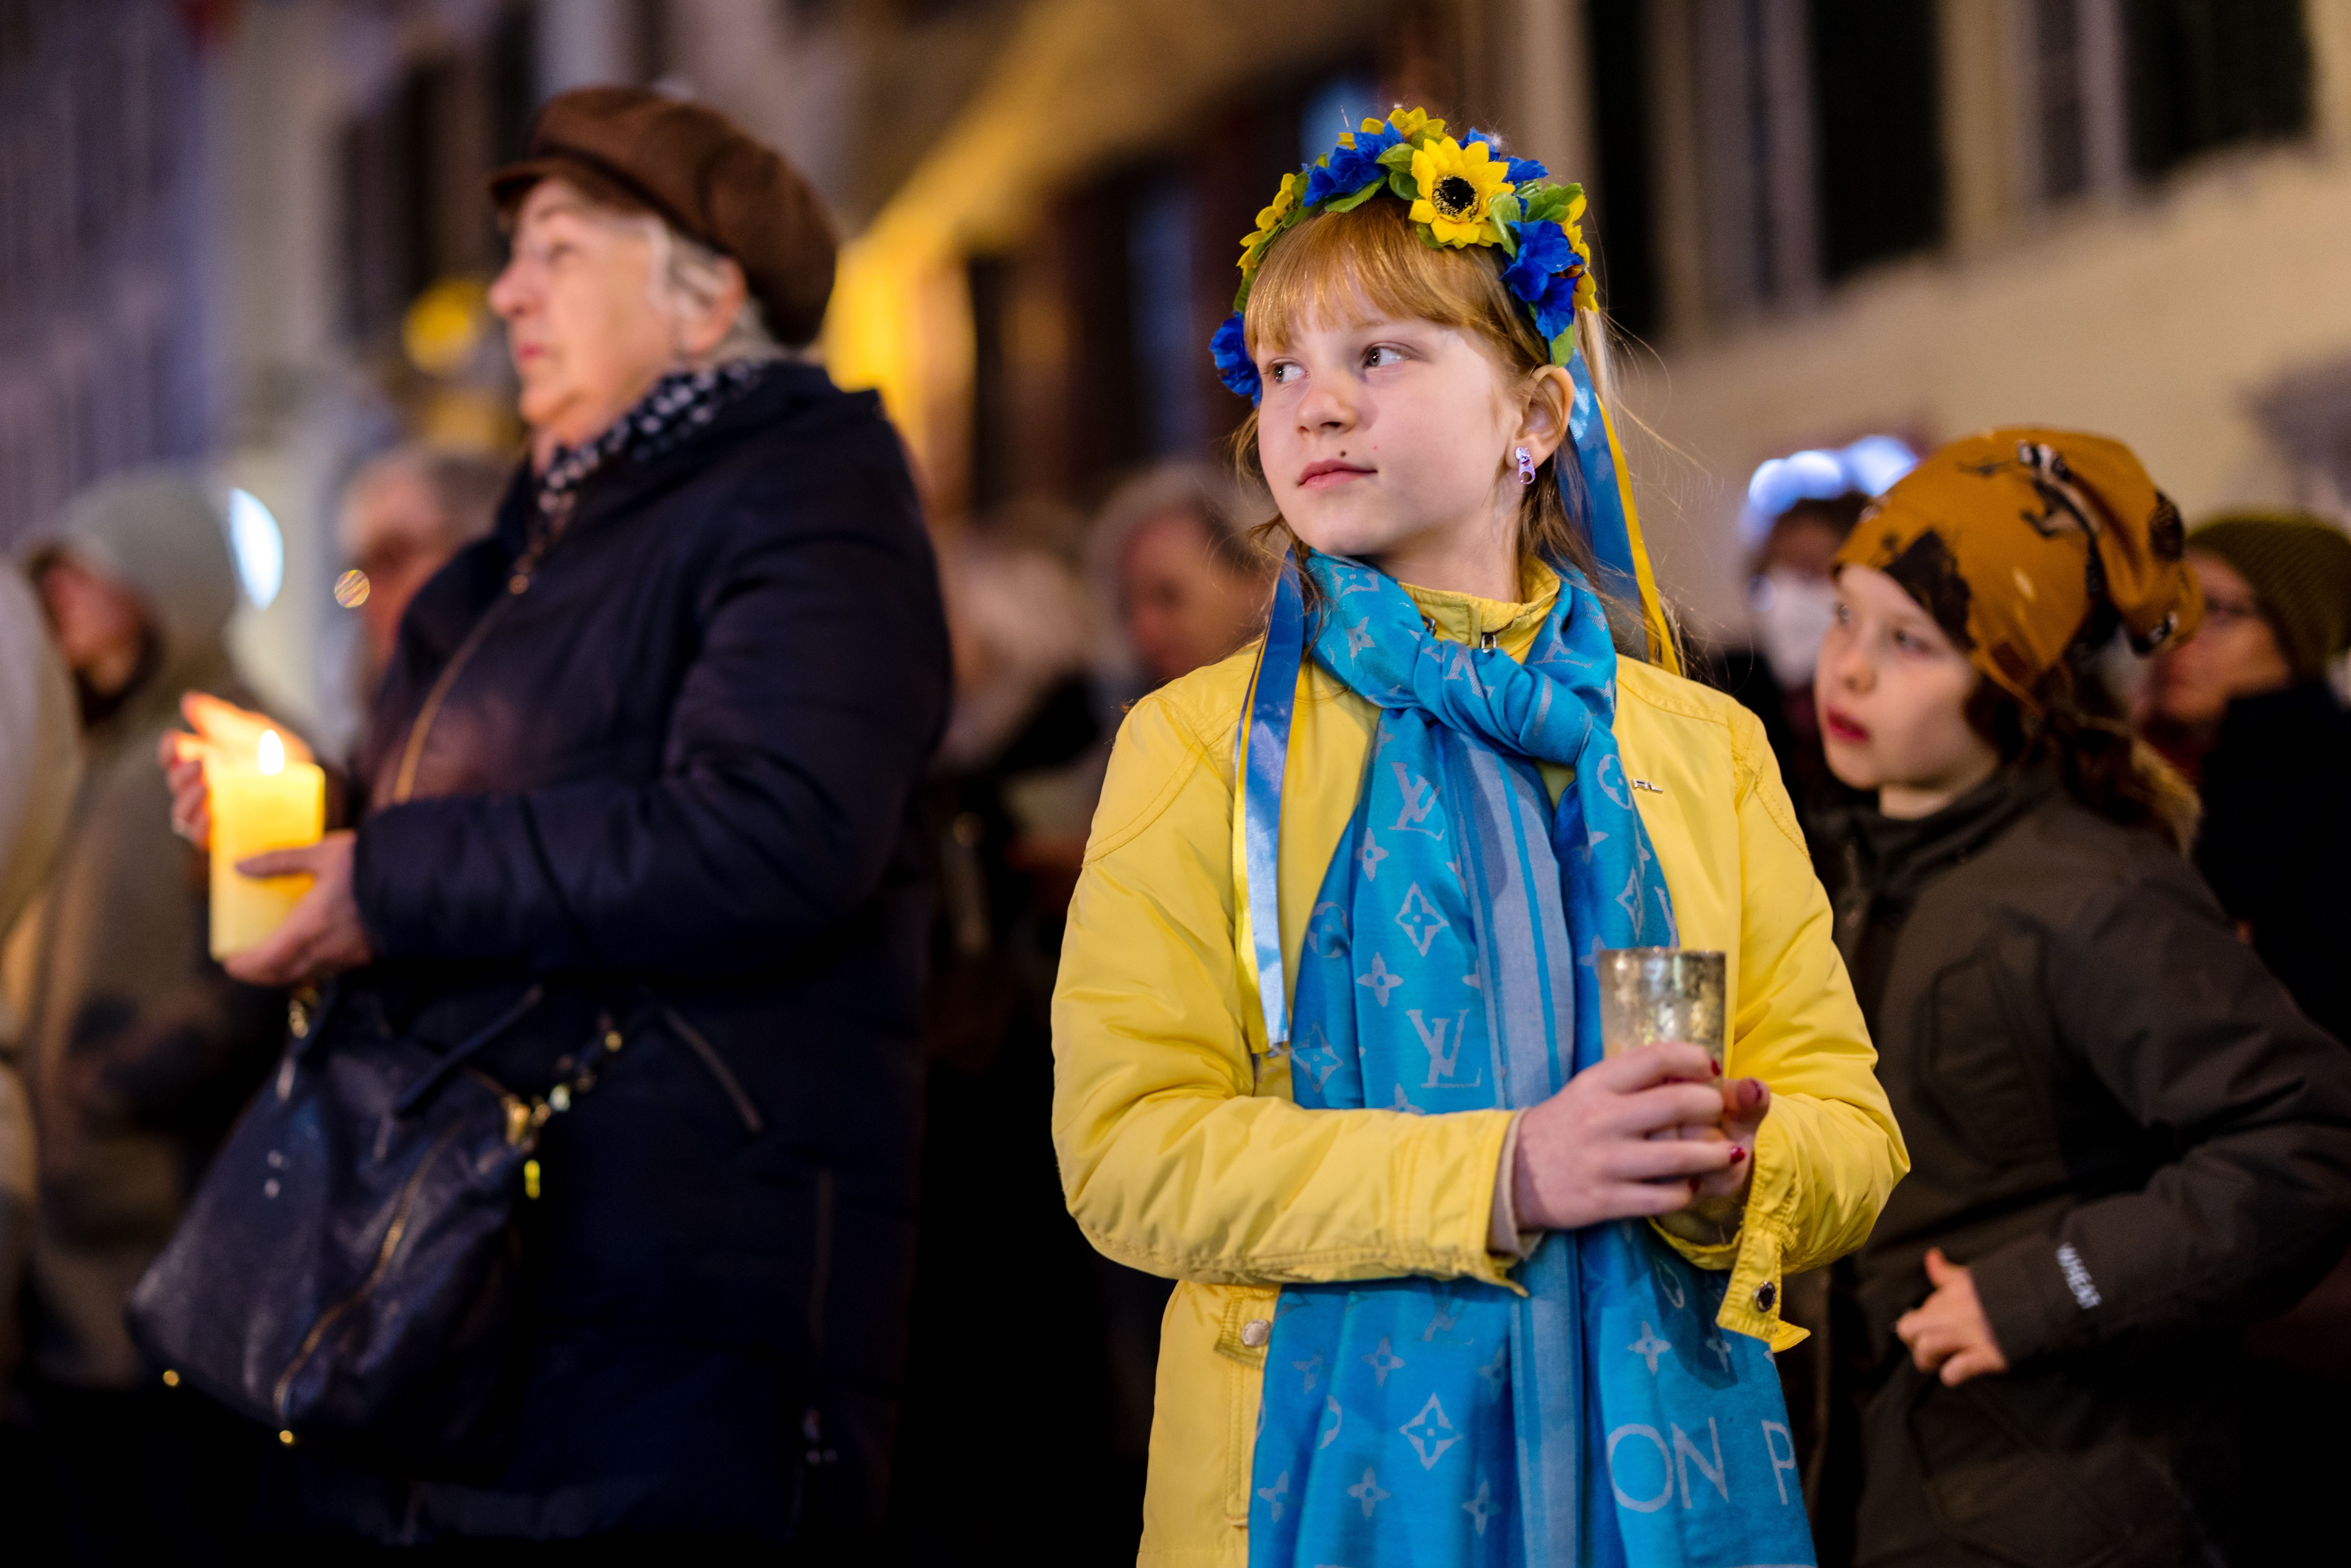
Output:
[289, 979, 348, 1068]
[392, 983, 548, 1118]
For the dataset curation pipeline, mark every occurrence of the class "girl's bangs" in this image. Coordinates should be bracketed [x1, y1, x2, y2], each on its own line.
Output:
[1243, 201, 1493, 356]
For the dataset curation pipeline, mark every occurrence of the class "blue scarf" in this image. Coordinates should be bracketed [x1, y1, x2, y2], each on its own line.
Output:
[1241, 553, 1814, 1567]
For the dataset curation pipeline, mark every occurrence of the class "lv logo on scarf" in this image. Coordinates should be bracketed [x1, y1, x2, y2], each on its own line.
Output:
[1239, 553, 1815, 1568]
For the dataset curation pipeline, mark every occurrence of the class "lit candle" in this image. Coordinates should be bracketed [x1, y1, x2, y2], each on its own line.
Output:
[208, 728, 326, 959]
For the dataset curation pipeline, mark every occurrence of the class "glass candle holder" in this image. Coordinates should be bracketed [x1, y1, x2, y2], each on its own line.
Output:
[1595, 947, 1727, 1070]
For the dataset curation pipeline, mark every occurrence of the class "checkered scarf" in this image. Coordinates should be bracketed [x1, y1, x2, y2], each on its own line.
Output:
[534, 359, 773, 531]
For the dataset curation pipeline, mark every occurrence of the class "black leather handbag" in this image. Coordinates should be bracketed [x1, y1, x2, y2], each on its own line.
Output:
[126, 981, 614, 1465]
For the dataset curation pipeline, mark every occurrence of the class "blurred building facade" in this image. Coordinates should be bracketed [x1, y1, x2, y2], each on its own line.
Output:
[0, 0, 888, 750]
[1607, 0, 2348, 638]
[8, 0, 2351, 729]
[836, 0, 2351, 644]
[0, 1, 213, 563]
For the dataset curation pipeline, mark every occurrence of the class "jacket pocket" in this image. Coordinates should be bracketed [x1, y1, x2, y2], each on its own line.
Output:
[1890, 1366, 2203, 1568]
[643, 993, 765, 1135]
[1922, 951, 2052, 1162]
[1214, 1284, 1277, 1524]
[1144, 1280, 1270, 1550]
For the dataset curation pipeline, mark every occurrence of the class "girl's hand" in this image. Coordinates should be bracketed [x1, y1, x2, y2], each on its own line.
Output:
[1654, 1073, 1772, 1244]
[1895, 1248, 2010, 1385]
[1511, 1044, 1743, 1231]
[1692, 1074, 1770, 1201]
[222, 832, 374, 988]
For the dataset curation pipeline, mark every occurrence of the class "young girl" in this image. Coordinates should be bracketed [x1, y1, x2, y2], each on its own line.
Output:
[1812, 431, 2351, 1564]
[1052, 109, 1905, 1566]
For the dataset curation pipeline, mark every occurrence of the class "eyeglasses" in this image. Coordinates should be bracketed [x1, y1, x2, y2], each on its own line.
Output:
[2201, 593, 2266, 631]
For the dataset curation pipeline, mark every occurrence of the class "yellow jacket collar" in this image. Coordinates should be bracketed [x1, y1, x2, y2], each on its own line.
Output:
[1397, 561, 1562, 658]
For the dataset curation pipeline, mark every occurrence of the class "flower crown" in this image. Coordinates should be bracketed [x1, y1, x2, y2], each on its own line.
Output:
[1209, 107, 1597, 402]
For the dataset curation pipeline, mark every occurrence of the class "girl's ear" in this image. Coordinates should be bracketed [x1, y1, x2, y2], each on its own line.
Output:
[1516, 364, 1572, 467]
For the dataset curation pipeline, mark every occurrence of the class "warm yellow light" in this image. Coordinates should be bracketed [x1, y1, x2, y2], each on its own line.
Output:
[403, 277, 491, 377]
[258, 730, 285, 776]
[823, 220, 975, 505]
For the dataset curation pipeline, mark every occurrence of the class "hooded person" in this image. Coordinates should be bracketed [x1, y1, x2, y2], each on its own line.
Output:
[16, 470, 286, 1560]
[1809, 430, 2351, 1565]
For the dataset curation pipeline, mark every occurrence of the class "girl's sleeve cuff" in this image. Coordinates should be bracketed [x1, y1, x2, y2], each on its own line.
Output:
[1651, 1115, 1807, 1350]
[1487, 1111, 1538, 1258]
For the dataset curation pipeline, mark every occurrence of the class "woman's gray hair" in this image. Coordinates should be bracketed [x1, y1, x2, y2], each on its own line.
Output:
[1086, 460, 1271, 612]
[635, 213, 790, 368]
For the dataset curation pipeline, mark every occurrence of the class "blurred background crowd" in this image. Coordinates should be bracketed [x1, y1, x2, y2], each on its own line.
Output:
[3, 0, 2351, 1563]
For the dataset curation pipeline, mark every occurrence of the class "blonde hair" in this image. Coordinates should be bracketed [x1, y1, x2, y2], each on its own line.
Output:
[1231, 197, 1629, 629]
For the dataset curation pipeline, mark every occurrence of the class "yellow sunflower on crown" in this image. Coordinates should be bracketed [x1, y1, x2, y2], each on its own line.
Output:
[1409, 135, 1515, 248]
[1238, 170, 1308, 277]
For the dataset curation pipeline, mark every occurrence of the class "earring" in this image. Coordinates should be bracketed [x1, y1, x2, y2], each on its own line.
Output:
[1515, 446, 1536, 486]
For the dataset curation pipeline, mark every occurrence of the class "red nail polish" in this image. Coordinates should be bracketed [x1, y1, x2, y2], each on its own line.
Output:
[1729, 1146, 1746, 1162]
[1710, 1061, 1722, 1077]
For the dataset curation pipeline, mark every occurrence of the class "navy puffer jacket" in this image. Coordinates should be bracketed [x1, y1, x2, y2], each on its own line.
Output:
[280, 363, 950, 1547]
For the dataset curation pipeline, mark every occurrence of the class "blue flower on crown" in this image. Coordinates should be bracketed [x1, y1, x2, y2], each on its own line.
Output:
[1305, 120, 1403, 207]
[1463, 129, 1548, 189]
[1502, 219, 1587, 341]
[1212, 311, 1261, 402]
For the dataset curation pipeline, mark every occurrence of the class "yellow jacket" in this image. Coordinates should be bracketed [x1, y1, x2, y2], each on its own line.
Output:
[1051, 573, 1906, 1566]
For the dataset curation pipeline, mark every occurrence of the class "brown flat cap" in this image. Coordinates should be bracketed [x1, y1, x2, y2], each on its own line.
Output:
[489, 86, 837, 347]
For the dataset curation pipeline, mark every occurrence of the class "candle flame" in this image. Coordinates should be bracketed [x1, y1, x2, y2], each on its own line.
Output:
[258, 730, 285, 776]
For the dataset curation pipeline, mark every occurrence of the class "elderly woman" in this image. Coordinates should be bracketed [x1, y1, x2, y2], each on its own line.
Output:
[163, 89, 949, 1554]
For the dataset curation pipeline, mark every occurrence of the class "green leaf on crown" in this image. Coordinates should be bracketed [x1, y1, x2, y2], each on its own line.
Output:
[1324, 180, 1385, 214]
[1519, 181, 1584, 225]
[1386, 168, 1419, 203]
[1377, 143, 1416, 173]
[1489, 192, 1524, 252]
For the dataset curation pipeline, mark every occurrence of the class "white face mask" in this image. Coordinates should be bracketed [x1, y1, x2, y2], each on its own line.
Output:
[1750, 567, 1839, 691]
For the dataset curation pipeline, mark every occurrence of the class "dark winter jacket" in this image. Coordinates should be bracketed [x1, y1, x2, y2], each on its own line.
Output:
[1823, 764, 2351, 1566]
[277, 364, 951, 1547]
[2195, 681, 2351, 1046]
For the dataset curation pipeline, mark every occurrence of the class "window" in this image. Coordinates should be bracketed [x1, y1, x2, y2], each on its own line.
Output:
[338, 66, 443, 341]
[489, 2, 539, 165]
[1128, 174, 1202, 459]
[1585, 0, 1660, 339]
[2035, 0, 2089, 198]
[2124, 0, 2310, 178]
[631, 0, 671, 86]
[1690, 0, 1817, 317]
[2023, 0, 2129, 206]
[966, 254, 1014, 512]
[1808, 0, 1944, 281]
